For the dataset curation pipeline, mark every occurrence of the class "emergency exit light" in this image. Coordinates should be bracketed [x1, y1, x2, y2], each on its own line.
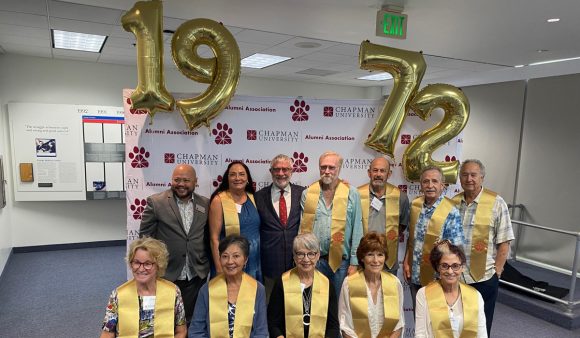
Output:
[376, 10, 407, 39]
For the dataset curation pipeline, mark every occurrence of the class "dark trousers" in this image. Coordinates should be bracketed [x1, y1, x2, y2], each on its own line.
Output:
[409, 282, 422, 319]
[470, 273, 499, 337]
[174, 276, 207, 326]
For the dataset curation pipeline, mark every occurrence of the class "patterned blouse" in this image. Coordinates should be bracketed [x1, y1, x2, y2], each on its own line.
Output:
[101, 285, 186, 337]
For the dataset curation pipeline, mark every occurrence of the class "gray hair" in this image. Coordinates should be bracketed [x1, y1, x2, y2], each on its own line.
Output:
[420, 165, 445, 183]
[320, 151, 343, 168]
[293, 232, 320, 252]
[270, 154, 292, 168]
[460, 159, 486, 177]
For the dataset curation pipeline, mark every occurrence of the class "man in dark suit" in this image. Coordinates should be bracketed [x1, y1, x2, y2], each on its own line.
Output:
[140, 164, 209, 324]
[255, 154, 304, 300]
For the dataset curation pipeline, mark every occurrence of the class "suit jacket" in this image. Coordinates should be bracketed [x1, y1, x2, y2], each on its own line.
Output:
[255, 183, 304, 279]
[140, 189, 210, 281]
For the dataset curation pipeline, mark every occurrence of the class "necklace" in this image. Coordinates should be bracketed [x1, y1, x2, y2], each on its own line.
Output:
[302, 286, 312, 326]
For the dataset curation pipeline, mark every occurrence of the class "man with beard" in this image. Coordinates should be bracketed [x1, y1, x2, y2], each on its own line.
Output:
[255, 154, 305, 300]
[300, 151, 363, 296]
[403, 165, 464, 311]
[357, 157, 410, 276]
[140, 164, 210, 325]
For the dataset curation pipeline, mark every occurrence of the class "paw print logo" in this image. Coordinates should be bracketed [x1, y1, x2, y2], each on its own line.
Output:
[401, 134, 411, 144]
[212, 175, 223, 188]
[247, 130, 257, 141]
[164, 153, 175, 163]
[292, 152, 308, 173]
[323, 106, 333, 117]
[290, 99, 309, 121]
[398, 184, 407, 193]
[126, 98, 148, 115]
[212, 123, 233, 145]
[444, 155, 457, 162]
[130, 198, 147, 220]
[128, 146, 150, 168]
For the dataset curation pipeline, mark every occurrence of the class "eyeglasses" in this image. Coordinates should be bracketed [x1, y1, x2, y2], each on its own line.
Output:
[131, 260, 155, 270]
[294, 251, 318, 260]
[319, 165, 337, 171]
[270, 167, 292, 173]
[173, 178, 193, 184]
[438, 263, 463, 271]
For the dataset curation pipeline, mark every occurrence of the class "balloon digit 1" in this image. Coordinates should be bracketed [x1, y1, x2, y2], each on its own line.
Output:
[403, 84, 469, 182]
[171, 19, 241, 130]
[121, 0, 174, 119]
[359, 41, 426, 158]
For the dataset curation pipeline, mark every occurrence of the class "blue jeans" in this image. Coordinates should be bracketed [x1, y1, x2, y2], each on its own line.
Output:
[316, 258, 349, 298]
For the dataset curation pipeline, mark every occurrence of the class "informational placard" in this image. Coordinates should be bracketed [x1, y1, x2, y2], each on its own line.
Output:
[8, 103, 124, 201]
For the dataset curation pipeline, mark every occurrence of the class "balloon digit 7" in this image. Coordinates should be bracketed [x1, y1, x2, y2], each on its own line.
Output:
[171, 19, 241, 130]
[121, 0, 174, 119]
[359, 41, 426, 158]
[403, 84, 469, 183]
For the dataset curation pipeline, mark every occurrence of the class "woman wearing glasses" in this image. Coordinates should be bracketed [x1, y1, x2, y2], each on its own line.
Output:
[415, 240, 487, 338]
[338, 232, 404, 338]
[100, 237, 186, 338]
[210, 161, 262, 282]
[267, 233, 340, 338]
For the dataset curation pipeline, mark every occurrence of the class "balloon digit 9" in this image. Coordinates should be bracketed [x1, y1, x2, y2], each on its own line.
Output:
[359, 41, 426, 157]
[402, 84, 469, 183]
[121, 0, 174, 119]
[171, 19, 241, 130]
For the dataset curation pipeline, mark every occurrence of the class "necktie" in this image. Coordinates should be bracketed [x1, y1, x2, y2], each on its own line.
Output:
[279, 189, 288, 227]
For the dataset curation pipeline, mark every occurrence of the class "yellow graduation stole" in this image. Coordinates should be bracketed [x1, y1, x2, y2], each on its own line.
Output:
[453, 189, 497, 282]
[282, 268, 329, 338]
[357, 183, 400, 269]
[425, 281, 479, 338]
[409, 196, 454, 286]
[117, 278, 176, 338]
[209, 273, 258, 338]
[347, 271, 400, 338]
[219, 191, 256, 236]
[301, 180, 349, 272]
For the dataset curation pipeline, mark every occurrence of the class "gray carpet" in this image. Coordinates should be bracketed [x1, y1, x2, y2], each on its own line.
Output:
[0, 245, 579, 337]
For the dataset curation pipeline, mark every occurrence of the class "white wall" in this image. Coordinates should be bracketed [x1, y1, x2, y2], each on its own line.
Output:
[0, 54, 381, 251]
[0, 96, 12, 275]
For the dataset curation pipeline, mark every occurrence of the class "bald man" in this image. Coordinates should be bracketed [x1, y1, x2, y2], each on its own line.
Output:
[140, 164, 210, 325]
[357, 157, 410, 276]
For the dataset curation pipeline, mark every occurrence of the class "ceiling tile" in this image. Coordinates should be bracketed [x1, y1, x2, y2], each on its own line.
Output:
[52, 48, 100, 61]
[0, 43, 51, 57]
[0, 11, 48, 28]
[0, 0, 46, 15]
[48, 0, 122, 25]
[234, 29, 293, 46]
[50, 17, 116, 36]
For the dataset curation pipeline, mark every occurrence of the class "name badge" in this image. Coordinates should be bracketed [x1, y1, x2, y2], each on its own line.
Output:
[196, 204, 206, 213]
[371, 197, 383, 211]
[142, 296, 156, 311]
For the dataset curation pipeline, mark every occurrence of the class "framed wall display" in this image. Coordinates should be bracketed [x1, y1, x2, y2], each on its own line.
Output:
[0, 155, 6, 208]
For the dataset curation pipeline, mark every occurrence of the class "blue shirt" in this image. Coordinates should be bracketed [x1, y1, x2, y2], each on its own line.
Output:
[411, 195, 465, 285]
[300, 183, 363, 265]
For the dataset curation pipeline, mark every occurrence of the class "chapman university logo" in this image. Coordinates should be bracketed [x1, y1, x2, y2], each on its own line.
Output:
[212, 175, 223, 188]
[127, 229, 140, 241]
[398, 184, 407, 193]
[125, 177, 143, 191]
[290, 99, 310, 121]
[292, 152, 308, 173]
[165, 153, 220, 166]
[212, 122, 233, 144]
[130, 198, 147, 220]
[246, 129, 299, 142]
[401, 134, 411, 144]
[445, 155, 457, 162]
[128, 146, 150, 168]
[342, 157, 372, 170]
[125, 124, 139, 137]
[126, 98, 148, 115]
[322, 105, 375, 119]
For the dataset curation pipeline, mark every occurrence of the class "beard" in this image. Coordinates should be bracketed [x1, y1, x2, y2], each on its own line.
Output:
[320, 175, 334, 185]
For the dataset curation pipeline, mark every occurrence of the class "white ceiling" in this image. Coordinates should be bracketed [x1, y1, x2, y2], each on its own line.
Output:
[1, 0, 579, 87]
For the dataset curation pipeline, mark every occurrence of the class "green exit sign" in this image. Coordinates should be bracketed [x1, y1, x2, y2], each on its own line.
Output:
[376, 10, 407, 39]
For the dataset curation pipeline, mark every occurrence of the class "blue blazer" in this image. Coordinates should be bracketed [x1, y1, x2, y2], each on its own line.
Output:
[256, 183, 305, 279]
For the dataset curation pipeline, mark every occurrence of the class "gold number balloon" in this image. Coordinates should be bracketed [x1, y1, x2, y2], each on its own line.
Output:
[403, 84, 469, 182]
[359, 41, 470, 182]
[121, 0, 174, 119]
[171, 19, 241, 130]
[359, 40, 426, 157]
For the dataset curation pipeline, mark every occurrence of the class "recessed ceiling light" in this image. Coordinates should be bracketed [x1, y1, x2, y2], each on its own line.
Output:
[52, 29, 107, 53]
[546, 18, 560, 23]
[294, 42, 322, 49]
[241, 53, 291, 69]
[529, 56, 580, 66]
[357, 72, 393, 81]
[514, 65, 525, 68]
